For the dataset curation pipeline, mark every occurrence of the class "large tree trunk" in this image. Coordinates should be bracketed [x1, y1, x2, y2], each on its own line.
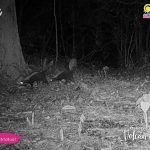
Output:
[0, 0, 25, 79]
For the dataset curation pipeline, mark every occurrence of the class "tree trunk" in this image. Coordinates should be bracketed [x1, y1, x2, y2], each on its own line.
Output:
[0, 0, 25, 79]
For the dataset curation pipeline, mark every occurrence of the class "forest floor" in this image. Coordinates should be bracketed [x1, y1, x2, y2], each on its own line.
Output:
[1, 65, 150, 150]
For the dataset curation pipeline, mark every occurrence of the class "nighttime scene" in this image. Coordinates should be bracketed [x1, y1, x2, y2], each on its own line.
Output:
[1, 0, 150, 149]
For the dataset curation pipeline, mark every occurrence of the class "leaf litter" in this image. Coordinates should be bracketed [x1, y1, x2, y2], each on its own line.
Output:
[1, 67, 150, 149]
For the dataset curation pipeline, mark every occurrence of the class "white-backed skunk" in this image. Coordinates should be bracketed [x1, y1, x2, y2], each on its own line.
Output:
[51, 58, 77, 83]
[19, 59, 53, 87]
[51, 70, 74, 83]
[20, 71, 48, 87]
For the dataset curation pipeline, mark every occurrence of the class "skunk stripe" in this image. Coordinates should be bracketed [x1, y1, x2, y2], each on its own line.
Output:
[23, 72, 39, 81]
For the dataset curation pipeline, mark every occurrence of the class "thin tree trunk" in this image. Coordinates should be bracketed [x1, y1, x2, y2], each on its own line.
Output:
[54, 0, 58, 64]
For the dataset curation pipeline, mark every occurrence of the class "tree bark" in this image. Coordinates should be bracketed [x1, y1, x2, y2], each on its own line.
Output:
[0, 0, 25, 79]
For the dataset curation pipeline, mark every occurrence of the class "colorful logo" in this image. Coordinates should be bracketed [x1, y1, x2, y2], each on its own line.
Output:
[143, 4, 150, 19]
[0, 132, 21, 144]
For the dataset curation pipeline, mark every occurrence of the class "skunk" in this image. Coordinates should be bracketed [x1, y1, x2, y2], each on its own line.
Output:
[51, 58, 77, 83]
[20, 71, 48, 87]
[51, 70, 74, 83]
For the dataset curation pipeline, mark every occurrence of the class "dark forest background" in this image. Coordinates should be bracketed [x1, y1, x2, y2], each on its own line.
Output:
[15, 0, 149, 69]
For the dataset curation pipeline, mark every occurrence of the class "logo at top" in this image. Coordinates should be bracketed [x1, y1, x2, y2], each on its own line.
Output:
[143, 4, 150, 19]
